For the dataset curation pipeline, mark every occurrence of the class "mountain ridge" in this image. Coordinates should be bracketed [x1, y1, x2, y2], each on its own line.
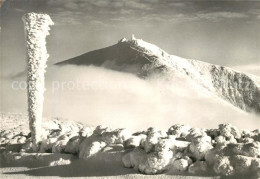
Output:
[56, 36, 260, 114]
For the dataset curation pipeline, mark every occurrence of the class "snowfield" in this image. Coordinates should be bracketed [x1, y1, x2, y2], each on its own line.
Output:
[1, 113, 259, 178]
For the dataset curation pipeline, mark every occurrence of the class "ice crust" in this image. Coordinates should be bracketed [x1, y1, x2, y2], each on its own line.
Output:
[22, 13, 54, 151]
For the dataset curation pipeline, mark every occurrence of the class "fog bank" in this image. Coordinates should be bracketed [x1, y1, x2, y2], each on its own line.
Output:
[1, 65, 259, 131]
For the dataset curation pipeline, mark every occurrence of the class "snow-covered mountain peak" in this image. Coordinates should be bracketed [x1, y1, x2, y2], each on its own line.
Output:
[119, 36, 169, 58]
[56, 37, 260, 114]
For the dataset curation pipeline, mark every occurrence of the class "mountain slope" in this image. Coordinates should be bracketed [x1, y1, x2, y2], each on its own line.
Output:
[56, 37, 260, 114]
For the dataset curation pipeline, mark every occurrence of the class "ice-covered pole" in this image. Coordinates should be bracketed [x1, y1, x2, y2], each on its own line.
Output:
[22, 13, 54, 151]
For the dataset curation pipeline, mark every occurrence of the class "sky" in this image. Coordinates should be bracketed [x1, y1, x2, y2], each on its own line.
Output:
[1, 0, 260, 77]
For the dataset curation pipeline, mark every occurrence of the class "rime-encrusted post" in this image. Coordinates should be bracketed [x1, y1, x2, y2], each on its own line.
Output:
[22, 13, 54, 151]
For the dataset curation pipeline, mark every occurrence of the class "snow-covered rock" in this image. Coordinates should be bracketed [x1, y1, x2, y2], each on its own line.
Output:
[94, 125, 113, 136]
[215, 136, 226, 144]
[124, 134, 146, 149]
[122, 137, 175, 174]
[185, 128, 209, 142]
[188, 138, 213, 160]
[79, 127, 94, 138]
[231, 142, 260, 157]
[123, 147, 173, 174]
[52, 138, 70, 153]
[219, 123, 241, 139]
[78, 135, 106, 160]
[172, 140, 190, 152]
[144, 128, 167, 153]
[252, 129, 260, 142]
[206, 129, 220, 139]
[213, 155, 234, 176]
[39, 137, 57, 152]
[188, 161, 208, 174]
[205, 140, 260, 177]
[64, 136, 82, 154]
[101, 128, 131, 145]
[238, 137, 254, 143]
[168, 124, 191, 138]
[172, 158, 189, 172]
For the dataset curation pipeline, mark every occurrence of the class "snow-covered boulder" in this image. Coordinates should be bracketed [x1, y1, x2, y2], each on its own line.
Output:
[143, 151, 173, 174]
[188, 161, 208, 174]
[144, 128, 167, 153]
[101, 128, 131, 145]
[122, 151, 132, 168]
[64, 136, 82, 154]
[232, 155, 252, 174]
[124, 134, 146, 149]
[185, 128, 209, 142]
[252, 129, 260, 142]
[94, 125, 113, 136]
[238, 137, 254, 143]
[219, 124, 241, 139]
[155, 138, 175, 153]
[172, 140, 190, 152]
[215, 136, 226, 144]
[252, 158, 260, 178]
[122, 147, 147, 170]
[52, 137, 70, 153]
[231, 142, 260, 157]
[79, 135, 106, 160]
[206, 129, 220, 139]
[213, 155, 234, 176]
[79, 126, 132, 159]
[122, 137, 175, 174]
[212, 155, 259, 176]
[172, 158, 189, 172]
[39, 137, 57, 152]
[188, 137, 213, 160]
[79, 127, 94, 138]
[205, 141, 260, 177]
[168, 124, 191, 138]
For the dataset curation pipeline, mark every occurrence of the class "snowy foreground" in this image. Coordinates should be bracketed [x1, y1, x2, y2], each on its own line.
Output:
[0, 113, 260, 178]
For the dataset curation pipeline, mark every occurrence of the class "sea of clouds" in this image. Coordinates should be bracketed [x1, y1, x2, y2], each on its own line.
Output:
[1, 65, 259, 131]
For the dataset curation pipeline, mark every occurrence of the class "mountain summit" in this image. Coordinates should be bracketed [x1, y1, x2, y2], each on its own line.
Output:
[56, 36, 260, 114]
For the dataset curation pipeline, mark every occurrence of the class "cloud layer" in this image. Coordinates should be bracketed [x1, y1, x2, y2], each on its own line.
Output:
[1, 65, 259, 132]
[7, 0, 260, 26]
